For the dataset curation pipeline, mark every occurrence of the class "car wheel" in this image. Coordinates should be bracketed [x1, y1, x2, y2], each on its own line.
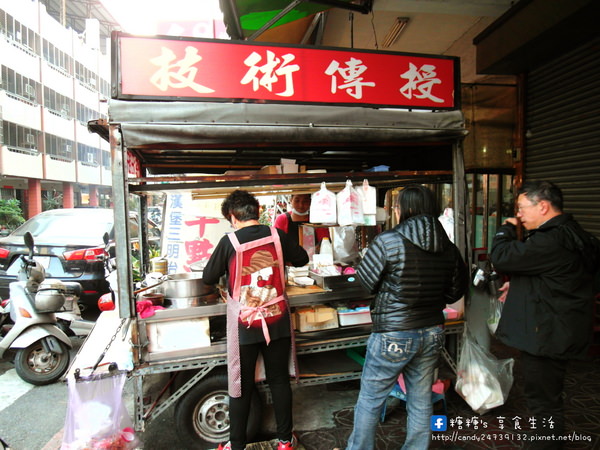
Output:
[174, 372, 262, 448]
[14, 338, 70, 385]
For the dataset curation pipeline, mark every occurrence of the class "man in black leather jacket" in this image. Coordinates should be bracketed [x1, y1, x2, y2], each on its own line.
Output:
[346, 185, 468, 450]
[490, 180, 600, 449]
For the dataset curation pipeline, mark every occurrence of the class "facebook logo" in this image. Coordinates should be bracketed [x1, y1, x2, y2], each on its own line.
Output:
[431, 415, 447, 431]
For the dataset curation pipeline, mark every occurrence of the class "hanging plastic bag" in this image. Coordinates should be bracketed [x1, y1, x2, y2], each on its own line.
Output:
[438, 207, 455, 243]
[332, 226, 359, 264]
[62, 371, 140, 450]
[487, 275, 508, 335]
[356, 179, 377, 225]
[310, 182, 337, 224]
[487, 294, 503, 335]
[455, 329, 514, 415]
[336, 180, 364, 226]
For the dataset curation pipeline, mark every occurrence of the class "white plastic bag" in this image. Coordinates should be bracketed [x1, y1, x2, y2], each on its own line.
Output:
[455, 329, 514, 415]
[62, 372, 139, 450]
[310, 182, 337, 224]
[487, 293, 504, 335]
[356, 179, 377, 225]
[332, 226, 359, 264]
[438, 207, 455, 242]
[336, 180, 364, 226]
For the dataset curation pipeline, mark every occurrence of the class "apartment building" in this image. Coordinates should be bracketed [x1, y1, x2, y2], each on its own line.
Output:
[0, 0, 111, 220]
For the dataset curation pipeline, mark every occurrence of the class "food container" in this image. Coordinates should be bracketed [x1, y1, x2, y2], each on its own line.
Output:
[151, 257, 168, 275]
[167, 292, 220, 309]
[162, 272, 215, 298]
[337, 306, 372, 326]
[139, 292, 165, 306]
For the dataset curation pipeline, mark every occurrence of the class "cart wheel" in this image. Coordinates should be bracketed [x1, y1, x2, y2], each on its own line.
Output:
[174, 372, 262, 448]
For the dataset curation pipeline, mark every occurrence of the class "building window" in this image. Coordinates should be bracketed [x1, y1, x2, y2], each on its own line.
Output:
[44, 86, 74, 119]
[77, 143, 99, 166]
[42, 39, 72, 75]
[2, 120, 40, 155]
[102, 150, 110, 169]
[75, 102, 103, 124]
[45, 133, 74, 161]
[1, 65, 41, 104]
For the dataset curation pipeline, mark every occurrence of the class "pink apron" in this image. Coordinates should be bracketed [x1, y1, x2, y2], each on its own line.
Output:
[226, 227, 298, 398]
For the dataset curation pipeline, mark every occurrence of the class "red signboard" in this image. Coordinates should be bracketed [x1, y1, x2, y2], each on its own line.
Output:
[115, 34, 459, 109]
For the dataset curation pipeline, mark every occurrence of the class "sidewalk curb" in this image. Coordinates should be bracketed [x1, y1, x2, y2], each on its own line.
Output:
[41, 428, 63, 450]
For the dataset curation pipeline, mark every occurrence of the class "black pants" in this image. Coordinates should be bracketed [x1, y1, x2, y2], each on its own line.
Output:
[521, 351, 568, 450]
[230, 337, 293, 450]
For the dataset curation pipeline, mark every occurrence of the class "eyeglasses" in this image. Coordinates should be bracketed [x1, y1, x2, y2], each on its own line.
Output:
[517, 202, 538, 212]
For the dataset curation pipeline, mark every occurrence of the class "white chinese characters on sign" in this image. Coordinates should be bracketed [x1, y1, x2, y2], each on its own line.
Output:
[325, 57, 376, 100]
[150, 46, 215, 94]
[400, 63, 444, 103]
[241, 50, 300, 97]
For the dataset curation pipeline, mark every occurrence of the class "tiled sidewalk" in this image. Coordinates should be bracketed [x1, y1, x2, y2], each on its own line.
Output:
[287, 341, 600, 450]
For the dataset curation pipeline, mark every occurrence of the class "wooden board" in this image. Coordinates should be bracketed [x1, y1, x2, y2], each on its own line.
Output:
[286, 284, 325, 297]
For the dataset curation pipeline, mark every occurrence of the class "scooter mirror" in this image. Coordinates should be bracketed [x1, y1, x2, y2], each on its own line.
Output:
[103, 232, 110, 247]
[24, 231, 34, 257]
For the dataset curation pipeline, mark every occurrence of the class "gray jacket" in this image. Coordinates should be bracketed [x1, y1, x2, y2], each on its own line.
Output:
[357, 214, 468, 332]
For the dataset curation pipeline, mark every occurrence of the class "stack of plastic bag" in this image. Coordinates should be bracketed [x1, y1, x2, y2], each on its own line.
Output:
[310, 182, 337, 224]
[356, 179, 377, 225]
[336, 180, 364, 226]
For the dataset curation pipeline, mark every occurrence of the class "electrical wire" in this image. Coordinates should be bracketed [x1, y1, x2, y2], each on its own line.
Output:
[370, 11, 379, 49]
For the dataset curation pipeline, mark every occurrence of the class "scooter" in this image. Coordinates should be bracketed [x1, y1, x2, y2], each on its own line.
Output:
[56, 295, 95, 338]
[0, 232, 80, 385]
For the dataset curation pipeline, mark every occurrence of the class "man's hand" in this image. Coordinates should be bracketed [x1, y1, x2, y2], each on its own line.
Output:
[504, 217, 519, 226]
[498, 281, 510, 303]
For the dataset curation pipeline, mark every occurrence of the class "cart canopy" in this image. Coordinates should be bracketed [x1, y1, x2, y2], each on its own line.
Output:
[94, 101, 466, 175]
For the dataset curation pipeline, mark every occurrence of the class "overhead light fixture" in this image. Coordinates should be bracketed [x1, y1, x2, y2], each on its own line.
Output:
[382, 17, 409, 48]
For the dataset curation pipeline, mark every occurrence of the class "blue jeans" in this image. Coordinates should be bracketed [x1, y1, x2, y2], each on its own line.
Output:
[346, 325, 445, 450]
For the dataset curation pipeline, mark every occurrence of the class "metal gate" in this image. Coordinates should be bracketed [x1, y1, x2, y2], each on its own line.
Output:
[525, 35, 600, 238]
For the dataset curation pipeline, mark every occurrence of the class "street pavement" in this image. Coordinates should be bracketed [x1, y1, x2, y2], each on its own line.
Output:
[1, 345, 354, 450]
[0, 343, 79, 450]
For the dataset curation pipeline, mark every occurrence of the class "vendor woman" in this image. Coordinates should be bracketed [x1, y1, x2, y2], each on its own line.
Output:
[275, 194, 329, 247]
[202, 190, 308, 450]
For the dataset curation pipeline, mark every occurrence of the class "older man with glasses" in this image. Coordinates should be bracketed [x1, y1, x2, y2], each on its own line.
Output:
[490, 180, 600, 449]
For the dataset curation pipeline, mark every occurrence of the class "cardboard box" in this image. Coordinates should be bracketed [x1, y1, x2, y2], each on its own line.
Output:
[280, 158, 298, 174]
[337, 306, 372, 326]
[294, 305, 339, 332]
[259, 165, 282, 174]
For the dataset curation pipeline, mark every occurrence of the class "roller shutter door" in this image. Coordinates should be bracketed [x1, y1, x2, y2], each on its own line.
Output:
[525, 35, 600, 238]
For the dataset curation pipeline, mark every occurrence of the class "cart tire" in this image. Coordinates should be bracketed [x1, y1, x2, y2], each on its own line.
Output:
[174, 372, 262, 448]
[14, 339, 70, 386]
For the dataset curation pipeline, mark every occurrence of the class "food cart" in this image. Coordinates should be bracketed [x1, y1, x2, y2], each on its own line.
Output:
[73, 32, 470, 448]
